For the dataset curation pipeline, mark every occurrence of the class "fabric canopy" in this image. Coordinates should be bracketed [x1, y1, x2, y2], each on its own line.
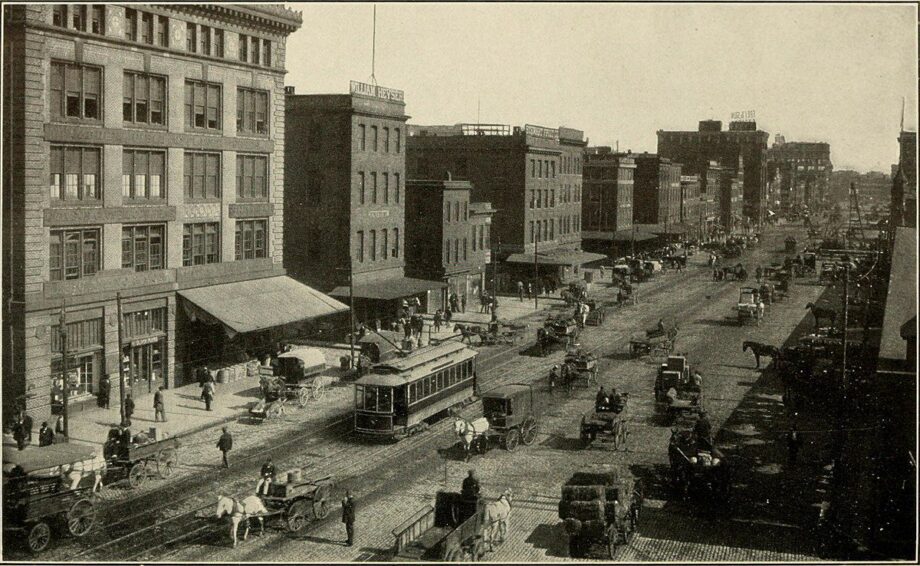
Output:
[633, 223, 690, 235]
[3, 443, 97, 474]
[581, 230, 658, 242]
[179, 276, 348, 337]
[329, 276, 446, 301]
[504, 248, 606, 266]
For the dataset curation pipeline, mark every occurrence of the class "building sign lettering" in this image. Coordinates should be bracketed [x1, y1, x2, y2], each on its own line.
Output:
[730, 110, 756, 121]
[350, 80, 405, 102]
[368, 210, 390, 218]
[524, 124, 560, 142]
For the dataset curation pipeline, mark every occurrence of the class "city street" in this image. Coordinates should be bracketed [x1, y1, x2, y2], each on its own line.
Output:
[16, 224, 838, 563]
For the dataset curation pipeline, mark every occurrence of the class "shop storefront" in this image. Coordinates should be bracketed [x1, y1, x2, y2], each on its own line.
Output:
[50, 317, 105, 414]
[122, 306, 168, 394]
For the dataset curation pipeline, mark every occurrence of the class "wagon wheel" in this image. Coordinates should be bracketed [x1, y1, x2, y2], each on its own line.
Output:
[128, 461, 147, 488]
[67, 497, 96, 537]
[607, 524, 620, 559]
[266, 402, 283, 419]
[312, 381, 327, 401]
[503, 428, 520, 452]
[297, 387, 310, 408]
[27, 521, 51, 553]
[313, 499, 330, 520]
[157, 448, 177, 479]
[521, 418, 538, 446]
[284, 500, 309, 533]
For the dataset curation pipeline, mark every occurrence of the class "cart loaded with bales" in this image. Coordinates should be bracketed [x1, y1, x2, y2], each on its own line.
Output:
[563, 347, 599, 387]
[559, 468, 644, 559]
[580, 392, 630, 450]
[250, 348, 331, 420]
[654, 355, 702, 424]
[3, 444, 104, 553]
[629, 322, 678, 358]
[537, 316, 579, 356]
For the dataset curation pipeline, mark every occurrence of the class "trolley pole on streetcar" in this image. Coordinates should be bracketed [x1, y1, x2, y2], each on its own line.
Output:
[58, 297, 69, 438]
[116, 292, 127, 425]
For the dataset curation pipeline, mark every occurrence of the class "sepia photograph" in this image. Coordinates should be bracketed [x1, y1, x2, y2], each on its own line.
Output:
[0, 1, 917, 563]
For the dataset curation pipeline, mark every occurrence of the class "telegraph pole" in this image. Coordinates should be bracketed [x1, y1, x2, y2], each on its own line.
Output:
[491, 237, 500, 321]
[58, 297, 69, 438]
[533, 232, 539, 309]
[116, 292, 127, 424]
[348, 257, 356, 367]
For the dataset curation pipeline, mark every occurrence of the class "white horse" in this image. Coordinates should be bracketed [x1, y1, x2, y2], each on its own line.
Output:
[483, 489, 513, 551]
[215, 494, 269, 547]
[454, 417, 490, 461]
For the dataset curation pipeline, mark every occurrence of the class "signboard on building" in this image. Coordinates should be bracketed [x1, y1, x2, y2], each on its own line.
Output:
[730, 110, 756, 121]
[350, 80, 405, 102]
[524, 124, 559, 143]
[368, 210, 390, 218]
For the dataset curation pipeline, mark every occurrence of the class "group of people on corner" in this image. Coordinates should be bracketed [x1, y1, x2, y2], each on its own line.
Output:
[516, 277, 561, 302]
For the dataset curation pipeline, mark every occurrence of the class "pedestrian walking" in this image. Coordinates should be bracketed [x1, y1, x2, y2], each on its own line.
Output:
[342, 490, 356, 546]
[517, 280, 524, 302]
[202, 379, 215, 411]
[97, 375, 111, 409]
[217, 427, 233, 468]
[786, 423, 802, 466]
[123, 394, 135, 426]
[38, 421, 54, 446]
[154, 386, 167, 422]
[434, 310, 443, 332]
[20, 409, 33, 445]
[527, 282, 533, 299]
[12, 417, 26, 451]
[460, 293, 467, 313]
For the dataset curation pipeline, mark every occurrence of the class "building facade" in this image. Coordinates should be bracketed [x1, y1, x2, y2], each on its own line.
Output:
[766, 137, 833, 212]
[284, 83, 445, 325]
[633, 154, 682, 227]
[698, 161, 723, 237]
[892, 131, 917, 228]
[581, 147, 635, 254]
[719, 163, 744, 234]
[657, 119, 770, 225]
[679, 174, 702, 239]
[404, 178, 492, 311]
[408, 124, 601, 288]
[1, 4, 320, 422]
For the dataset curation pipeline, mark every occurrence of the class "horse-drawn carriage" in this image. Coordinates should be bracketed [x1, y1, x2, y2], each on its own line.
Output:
[629, 323, 677, 358]
[563, 347, 599, 387]
[454, 384, 538, 460]
[250, 348, 331, 420]
[668, 423, 731, 504]
[537, 317, 579, 356]
[560, 468, 643, 559]
[3, 444, 102, 552]
[468, 321, 526, 347]
[580, 393, 630, 450]
[722, 263, 747, 281]
[736, 287, 760, 325]
[654, 356, 702, 424]
[103, 431, 180, 488]
[584, 299, 610, 326]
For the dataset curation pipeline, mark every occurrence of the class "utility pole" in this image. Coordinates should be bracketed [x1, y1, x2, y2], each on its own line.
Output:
[116, 292, 127, 424]
[348, 257, 356, 367]
[491, 237, 499, 321]
[533, 232, 539, 310]
[58, 298, 69, 438]
[841, 263, 850, 393]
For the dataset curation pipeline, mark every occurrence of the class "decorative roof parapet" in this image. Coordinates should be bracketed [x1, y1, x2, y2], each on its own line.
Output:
[164, 3, 302, 33]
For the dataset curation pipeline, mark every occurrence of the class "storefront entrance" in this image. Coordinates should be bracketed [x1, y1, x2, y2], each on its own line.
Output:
[128, 338, 164, 394]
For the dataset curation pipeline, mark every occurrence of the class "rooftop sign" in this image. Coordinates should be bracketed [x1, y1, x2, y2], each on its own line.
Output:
[524, 124, 559, 142]
[350, 80, 404, 102]
[730, 110, 756, 121]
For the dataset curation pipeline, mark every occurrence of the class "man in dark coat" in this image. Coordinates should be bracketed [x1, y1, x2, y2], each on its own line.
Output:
[217, 427, 233, 468]
[12, 417, 26, 451]
[38, 422, 54, 446]
[257, 456, 276, 495]
[154, 386, 167, 422]
[123, 394, 135, 426]
[694, 411, 713, 451]
[98, 375, 111, 409]
[461, 469, 481, 500]
[341, 490, 356, 546]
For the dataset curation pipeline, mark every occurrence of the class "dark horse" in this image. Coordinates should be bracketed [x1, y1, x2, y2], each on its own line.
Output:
[742, 341, 781, 369]
[805, 303, 837, 329]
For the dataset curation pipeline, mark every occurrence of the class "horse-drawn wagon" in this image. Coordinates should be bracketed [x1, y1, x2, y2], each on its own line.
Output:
[736, 287, 760, 325]
[3, 444, 102, 552]
[584, 299, 610, 326]
[654, 355, 702, 424]
[466, 320, 525, 347]
[668, 424, 731, 504]
[537, 317, 579, 356]
[454, 384, 538, 460]
[250, 348, 331, 420]
[258, 472, 334, 532]
[103, 431, 180, 488]
[723, 263, 747, 281]
[629, 323, 677, 357]
[559, 468, 643, 559]
[580, 393, 630, 450]
[563, 347, 599, 386]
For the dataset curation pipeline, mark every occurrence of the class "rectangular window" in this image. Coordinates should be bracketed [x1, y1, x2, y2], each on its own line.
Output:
[53, 5, 67, 27]
[237, 88, 269, 135]
[122, 149, 165, 200]
[182, 223, 219, 266]
[238, 33, 248, 61]
[538, 160, 543, 178]
[370, 230, 377, 261]
[529, 221, 534, 243]
[200, 25, 211, 56]
[463, 238, 468, 261]
[531, 159, 536, 177]
[454, 202, 460, 222]
[552, 161, 556, 177]
[122, 225, 165, 272]
[393, 228, 399, 258]
[551, 188, 555, 207]
[445, 203, 450, 223]
[71, 5, 87, 31]
[383, 173, 389, 204]
[140, 12, 153, 44]
[372, 126, 378, 151]
[251, 36, 260, 65]
[235, 219, 267, 260]
[184, 152, 221, 200]
[395, 128, 401, 153]
[357, 231, 364, 262]
[50, 228, 99, 281]
[463, 202, 468, 220]
[185, 80, 221, 131]
[454, 239, 459, 263]
[236, 154, 268, 200]
[51, 62, 101, 121]
[186, 22, 196, 52]
[382, 229, 388, 260]
[213, 28, 224, 56]
[383, 127, 390, 152]
[394, 173, 401, 203]
[359, 124, 366, 150]
[50, 146, 100, 201]
[358, 172, 365, 205]
[156, 15, 168, 47]
[123, 71, 166, 126]
[51, 318, 103, 354]
[445, 239, 451, 264]
[263, 39, 271, 66]
[91, 6, 105, 34]
[371, 172, 378, 204]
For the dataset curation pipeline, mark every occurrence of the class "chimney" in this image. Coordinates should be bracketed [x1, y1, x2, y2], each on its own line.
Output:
[446, 172, 452, 181]
[284, 86, 295, 95]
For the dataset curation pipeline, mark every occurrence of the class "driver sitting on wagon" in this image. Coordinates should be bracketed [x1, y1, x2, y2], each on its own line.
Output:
[595, 386, 611, 412]
[610, 388, 625, 414]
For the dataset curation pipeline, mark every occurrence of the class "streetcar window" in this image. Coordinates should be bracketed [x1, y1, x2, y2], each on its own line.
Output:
[364, 386, 378, 412]
[408, 383, 416, 404]
[356, 385, 364, 409]
[379, 387, 393, 413]
[423, 377, 430, 397]
[460, 363, 466, 379]
[437, 372, 444, 390]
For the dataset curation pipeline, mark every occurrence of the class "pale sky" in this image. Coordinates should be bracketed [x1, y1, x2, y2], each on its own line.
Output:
[283, 2, 917, 173]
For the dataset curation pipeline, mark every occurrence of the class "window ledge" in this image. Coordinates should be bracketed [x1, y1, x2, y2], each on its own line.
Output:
[184, 198, 222, 204]
[123, 123, 169, 132]
[49, 200, 103, 208]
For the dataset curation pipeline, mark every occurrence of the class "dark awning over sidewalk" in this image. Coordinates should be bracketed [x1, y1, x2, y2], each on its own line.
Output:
[504, 249, 607, 266]
[328, 276, 447, 301]
[179, 276, 348, 337]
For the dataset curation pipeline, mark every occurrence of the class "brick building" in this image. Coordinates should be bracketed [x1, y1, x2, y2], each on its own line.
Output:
[407, 124, 602, 291]
[404, 178, 493, 311]
[892, 131, 917, 228]
[581, 147, 636, 255]
[657, 119, 770, 225]
[1, 5, 351, 423]
[698, 161, 723, 238]
[284, 82, 445, 325]
[679, 174, 702, 239]
[719, 161, 745, 234]
[632, 153, 683, 242]
[766, 136, 833, 212]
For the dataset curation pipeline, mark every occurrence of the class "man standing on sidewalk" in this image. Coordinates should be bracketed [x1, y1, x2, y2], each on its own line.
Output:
[38, 422, 54, 446]
[154, 386, 167, 422]
[123, 394, 135, 426]
[217, 427, 233, 468]
[97, 375, 111, 409]
[202, 379, 215, 412]
[517, 280, 524, 302]
[341, 490, 356, 546]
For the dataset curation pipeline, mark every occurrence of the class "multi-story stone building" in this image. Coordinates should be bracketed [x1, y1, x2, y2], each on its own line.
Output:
[284, 83, 446, 325]
[0, 5, 353, 423]
[404, 178, 493, 311]
[633, 154, 683, 241]
[657, 119, 770, 225]
[766, 136, 833, 211]
[679, 174, 702, 240]
[407, 124, 602, 289]
[892, 131, 917, 228]
[719, 160, 745, 234]
[698, 161, 723, 238]
[581, 147, 635, 255]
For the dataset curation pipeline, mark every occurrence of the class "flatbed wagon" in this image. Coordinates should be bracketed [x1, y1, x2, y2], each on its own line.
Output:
[257, 472, 334, 533]
[392, 492, 487, 561]
[104, 433, 180, 488]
